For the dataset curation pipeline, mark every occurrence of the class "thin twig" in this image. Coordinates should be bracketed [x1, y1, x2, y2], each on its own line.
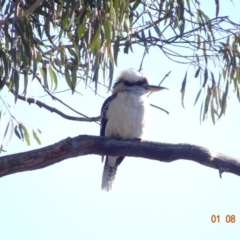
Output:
[138, 47, 148, 72]
[148, 71, 171, 97]
[150, 104, 169, 115]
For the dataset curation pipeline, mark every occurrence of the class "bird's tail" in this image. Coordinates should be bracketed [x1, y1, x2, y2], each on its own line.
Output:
[101, 156, 124, 191]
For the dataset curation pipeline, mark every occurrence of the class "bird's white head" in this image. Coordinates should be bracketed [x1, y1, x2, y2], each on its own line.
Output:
[112, 68, 167, 94]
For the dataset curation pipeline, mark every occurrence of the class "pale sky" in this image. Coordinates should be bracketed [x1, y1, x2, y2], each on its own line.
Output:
[0, 1, 240, 240]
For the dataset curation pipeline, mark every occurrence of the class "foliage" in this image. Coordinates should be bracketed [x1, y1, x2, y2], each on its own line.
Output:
[0, 0, 240, 148]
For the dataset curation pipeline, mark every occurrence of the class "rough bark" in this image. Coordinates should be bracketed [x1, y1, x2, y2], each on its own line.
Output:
[0, 135, 240, 178]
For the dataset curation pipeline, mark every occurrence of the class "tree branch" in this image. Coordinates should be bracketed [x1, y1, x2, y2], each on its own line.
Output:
[0, 135, 240, 178]
[34, 76, 95, 120]
[22, 0, 45, 17]
[10, 91, 100, 122]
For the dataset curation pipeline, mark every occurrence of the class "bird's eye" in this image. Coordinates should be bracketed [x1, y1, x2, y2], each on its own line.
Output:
[142, 78, 148, 84]
[136, 81, 144, 85]
[124, 81, 133, 86]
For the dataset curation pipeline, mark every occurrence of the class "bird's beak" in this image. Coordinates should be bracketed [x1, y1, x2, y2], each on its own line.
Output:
[145, 85, 168, 92]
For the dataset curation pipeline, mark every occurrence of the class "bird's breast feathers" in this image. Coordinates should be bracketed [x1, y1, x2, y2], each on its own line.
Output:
[105, 92, 150, 139]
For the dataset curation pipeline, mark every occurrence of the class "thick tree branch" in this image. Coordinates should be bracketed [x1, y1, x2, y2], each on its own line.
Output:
[0, 135, 240, 178]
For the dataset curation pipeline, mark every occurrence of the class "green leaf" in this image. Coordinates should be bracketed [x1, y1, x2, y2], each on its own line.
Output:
[174, 20, 179, 29]
[194, 88, 202, 106]
[164, 1, 169, 25]
[12, 69, 19, 103]
[197, 35, 201, 48]
[3, 120, 14, 147]
[3, 121, 10, 140]
[219, 80, 229, 118]
[68, 48, 79, 66]
[203, 87, 212, 116]
[23, 70, 28, 95]
[123, 17, 129, 33]
[22, 39, 32, 66]
[203, 42, 207, 64]
[19, 125, 24, 139]
[71, 67, 77, 93]
[44, 15, 54, 45]
[77, 23, 87, 39]
[14, 125, 22, 140]
[109, 0, 116, 28]
[186, 0, 191, 10]
[194, 67, 201, 78]
[61, 10, 69, 29]
[92, 53, 100, 73]
[20, 124, 30, 146]
[119, 0, 128, 27]
[32, 130, 41, 145]
[48, 67, 58, 91]
[1, 49, 9, 86]
[180, 71, 187, 108]
[177, 0, 184, 21]
[65, 67, 72, 89]
[108, 44, 115, 68]
[202, 67, 208, 87]
[104, 19, 111, 46]
[198, 9, 210, 23]
[113, 36, 120, 65]
[147, 11, 162, 38]
[85, 63, 90, 85]
[210, 100, 216, 125]
[108, 60, 114, 91]
[237, 87, 240, 102]
[200, 101, 204, 123]
[39, 67, 48, 90]
[89, 28, 100, 54]
[124, 39, 131, 54]
[212, 83, 218, 106]
[113, 0, 119, 21]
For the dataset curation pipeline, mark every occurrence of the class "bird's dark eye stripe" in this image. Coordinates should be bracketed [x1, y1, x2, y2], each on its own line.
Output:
[114, 77, 149, 88]
[113, 78, 128, 89]
[124, 80, 145, 86]
[124, 81, 133, 86]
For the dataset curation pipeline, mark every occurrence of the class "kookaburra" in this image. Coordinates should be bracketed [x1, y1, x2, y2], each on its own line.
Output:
[100, 68, 167, 191]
